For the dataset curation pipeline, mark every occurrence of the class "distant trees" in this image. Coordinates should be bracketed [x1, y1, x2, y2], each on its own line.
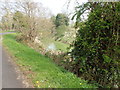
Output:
[51, 16, 56, 26]
[51, 13, 69, 41]
[36, 17, 55, 38]
[13, 11, 28, 32]
[1, 13, 13, 30]
[0, 0, 56, 42]
[0, 0, 70, 42]
[0, 2, 13, 31]
[54, 13, 69, 27]
[11, 0, 54, 42]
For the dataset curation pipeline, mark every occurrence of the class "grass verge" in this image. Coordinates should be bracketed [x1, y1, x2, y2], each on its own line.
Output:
[3, 34, 98, 88]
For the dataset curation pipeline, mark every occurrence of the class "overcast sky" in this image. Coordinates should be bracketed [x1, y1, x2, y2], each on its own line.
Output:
[0, 0, 119, 15]
[38, 0, 88, 15]
[0, 0, 88, 15]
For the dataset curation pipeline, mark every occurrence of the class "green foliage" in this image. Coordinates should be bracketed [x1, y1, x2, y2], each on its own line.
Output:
[55, 25, 68, 38]
[55, 13, 69, 27]
[102, 54, 112, 63]
[40, 36, 69, 52]
[1, 12, 13, 30]
[13, 11, 39, 42]
[51, 16, 56, 25]
[69, 2, 120, 88]
[13, 11, 29, 31]
[3, 34, 97, 88]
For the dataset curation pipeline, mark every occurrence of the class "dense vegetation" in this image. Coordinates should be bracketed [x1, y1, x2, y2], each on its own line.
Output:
[1, 1, 120, 88]
[3, 34, 97, 88]
[54, 13, 69, 27]
[67, 2, 120, 88]
[1, 1, 72, 47]
[51, 13, 70, 42]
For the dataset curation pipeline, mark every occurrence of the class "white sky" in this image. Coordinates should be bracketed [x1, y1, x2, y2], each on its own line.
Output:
[0, 0, 119, 15]
[0, 0, 88, 22]
[38, 0, 88, 15]
[0, 0, 88, 15]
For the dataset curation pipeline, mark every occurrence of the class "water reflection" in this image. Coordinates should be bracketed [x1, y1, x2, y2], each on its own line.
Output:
[47, 43, 56, 51]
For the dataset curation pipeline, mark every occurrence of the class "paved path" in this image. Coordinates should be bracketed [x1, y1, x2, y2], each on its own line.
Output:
[2, 47, 24, 88]
[0, 40, 2, 89]
[0, 32, 24, 88]
[0, 31, 16, 35]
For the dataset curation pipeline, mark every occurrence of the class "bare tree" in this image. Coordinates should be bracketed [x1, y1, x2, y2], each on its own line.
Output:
[0, 1, 14, 30]
[13, 0, 54, 42]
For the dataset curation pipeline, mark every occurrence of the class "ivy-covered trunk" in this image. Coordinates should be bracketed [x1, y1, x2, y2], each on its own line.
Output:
[69, 2, 120, 88]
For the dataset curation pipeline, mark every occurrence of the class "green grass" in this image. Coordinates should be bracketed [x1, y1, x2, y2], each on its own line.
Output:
[54, 41, 68, 51]
[3, 34, 97, 88]
[41, 37, 69, 52]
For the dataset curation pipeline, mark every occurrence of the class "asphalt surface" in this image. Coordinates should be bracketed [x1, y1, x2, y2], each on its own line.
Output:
[0, 32, 16, 35]
[0, 32, 24, 88]
[0, 36, 2, 89]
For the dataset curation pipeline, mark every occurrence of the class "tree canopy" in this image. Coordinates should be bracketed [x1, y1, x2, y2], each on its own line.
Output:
[55, 13, 69, 27]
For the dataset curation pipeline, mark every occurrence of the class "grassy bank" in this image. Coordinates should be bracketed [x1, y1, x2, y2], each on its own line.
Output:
[3, 34, 97, 88]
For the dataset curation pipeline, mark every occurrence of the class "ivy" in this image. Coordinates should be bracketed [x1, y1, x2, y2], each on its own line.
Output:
[68, 2, 120, 88]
